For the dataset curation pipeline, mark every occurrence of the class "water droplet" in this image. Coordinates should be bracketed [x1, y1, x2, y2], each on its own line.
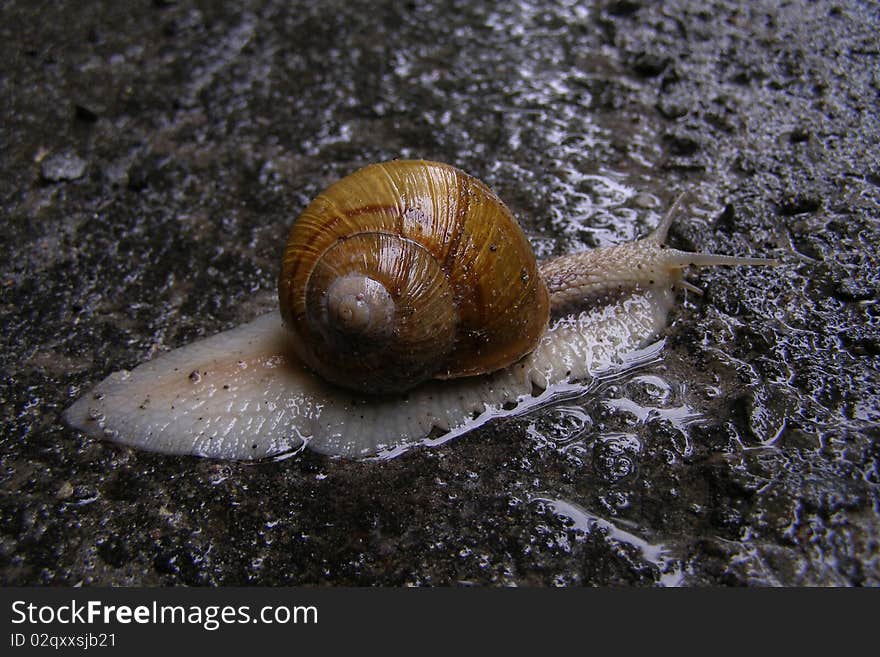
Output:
[593, 433, 641, 482]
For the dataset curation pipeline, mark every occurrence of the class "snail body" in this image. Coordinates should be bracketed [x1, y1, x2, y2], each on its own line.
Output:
[64, 161, 774, 459]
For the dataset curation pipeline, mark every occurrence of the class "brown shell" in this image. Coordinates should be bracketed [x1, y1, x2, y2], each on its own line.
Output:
[278, 160, 550, 393]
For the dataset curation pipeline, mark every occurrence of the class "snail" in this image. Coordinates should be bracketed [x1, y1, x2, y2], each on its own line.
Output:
[64, 160, 775, 460]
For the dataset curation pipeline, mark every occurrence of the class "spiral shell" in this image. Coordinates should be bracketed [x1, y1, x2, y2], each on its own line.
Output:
[278, 160, 550, 393]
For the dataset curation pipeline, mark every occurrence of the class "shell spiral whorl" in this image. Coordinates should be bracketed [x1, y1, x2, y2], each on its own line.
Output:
[278, 160, 550, 394]
[302, 231, 459, 392]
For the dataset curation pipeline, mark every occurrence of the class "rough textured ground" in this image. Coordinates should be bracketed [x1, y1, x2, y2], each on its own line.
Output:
[1, 0, 878, 585]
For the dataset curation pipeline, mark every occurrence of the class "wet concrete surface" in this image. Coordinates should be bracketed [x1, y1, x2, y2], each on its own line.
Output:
[1, 0, 878, 585]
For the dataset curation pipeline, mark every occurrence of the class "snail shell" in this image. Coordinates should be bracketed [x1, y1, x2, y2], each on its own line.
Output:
[278, 160, 550, 393]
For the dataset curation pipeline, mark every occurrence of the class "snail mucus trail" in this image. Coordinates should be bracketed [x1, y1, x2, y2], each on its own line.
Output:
[64, 160, 775, 460]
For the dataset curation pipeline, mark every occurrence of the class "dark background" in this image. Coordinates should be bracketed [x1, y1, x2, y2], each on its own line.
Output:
[1, 0, 878, 585]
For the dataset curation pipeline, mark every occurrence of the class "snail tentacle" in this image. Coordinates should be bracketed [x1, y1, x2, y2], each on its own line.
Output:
[540, 197, 778, 313]
[647, 191, 690, 244]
